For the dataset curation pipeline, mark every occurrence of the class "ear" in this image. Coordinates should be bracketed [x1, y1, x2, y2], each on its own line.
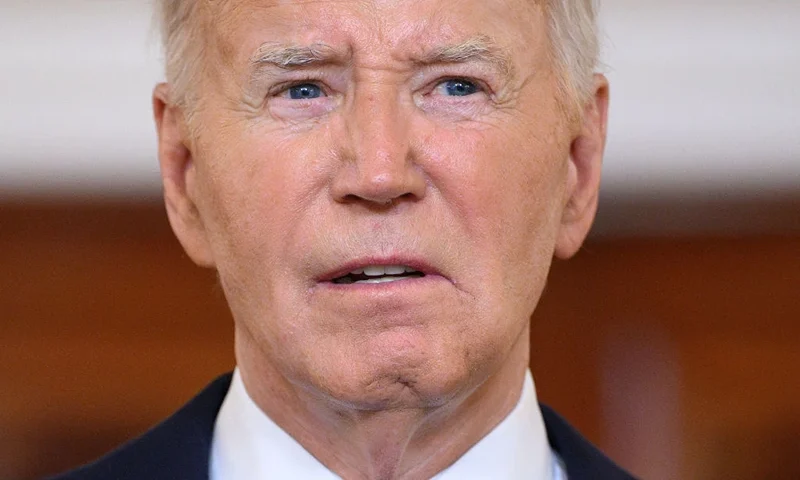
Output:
[554, 74, 610, 259]
[153, 84, 216, 267]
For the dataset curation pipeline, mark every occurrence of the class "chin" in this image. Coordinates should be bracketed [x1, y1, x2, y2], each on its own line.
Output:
[322, 370, 466, 412]
[307, 331, 489, 412]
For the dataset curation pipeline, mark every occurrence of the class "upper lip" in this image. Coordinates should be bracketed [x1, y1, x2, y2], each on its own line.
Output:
[317, 256, 442, 283]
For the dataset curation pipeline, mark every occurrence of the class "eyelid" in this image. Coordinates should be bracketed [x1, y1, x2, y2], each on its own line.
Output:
[429, 77, 491, 98]
[267, 75, 331, 98]
[419, 61, 498, 88]
[274, 83, 319, 99]
[290, 83, 327, 100]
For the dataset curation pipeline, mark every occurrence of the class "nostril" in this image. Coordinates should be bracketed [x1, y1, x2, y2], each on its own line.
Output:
[339, 193, 415, 207]
[331, 161, 426, 206]
[340, 193, 371, 204]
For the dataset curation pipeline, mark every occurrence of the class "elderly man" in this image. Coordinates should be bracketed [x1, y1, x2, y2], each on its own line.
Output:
[54, 0, 631, 478]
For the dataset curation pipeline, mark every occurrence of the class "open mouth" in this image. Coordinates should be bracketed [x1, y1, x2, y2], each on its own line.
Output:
[332, 265, 426, 284]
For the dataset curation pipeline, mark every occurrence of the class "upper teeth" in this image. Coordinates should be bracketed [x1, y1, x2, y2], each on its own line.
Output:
[353, 265, 418, 276]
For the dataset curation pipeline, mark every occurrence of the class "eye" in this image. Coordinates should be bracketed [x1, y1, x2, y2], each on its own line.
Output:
[435, 78, 481, 97]
[285, 83, 325, 100]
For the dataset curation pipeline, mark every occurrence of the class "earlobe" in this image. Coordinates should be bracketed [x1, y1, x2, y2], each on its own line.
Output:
[554, 74, 610, 259]
[153, 84, 216, 268]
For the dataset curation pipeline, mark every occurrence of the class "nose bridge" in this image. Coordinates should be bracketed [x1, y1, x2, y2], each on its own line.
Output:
[349, 82, 409, 171]
[334, 79, 423, 204]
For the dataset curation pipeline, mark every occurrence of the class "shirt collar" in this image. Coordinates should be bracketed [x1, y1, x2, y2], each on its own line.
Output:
[432, 369, 555, 479]
[210, 368, 559, 480]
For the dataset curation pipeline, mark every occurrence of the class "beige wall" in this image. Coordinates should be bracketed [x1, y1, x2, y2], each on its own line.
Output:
[1, 0, 799, 197]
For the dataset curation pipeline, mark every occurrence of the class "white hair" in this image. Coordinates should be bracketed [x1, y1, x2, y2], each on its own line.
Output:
[155, 0, 207, 111]
[155, 0, 600, 112]
[546, 0, 601, 109]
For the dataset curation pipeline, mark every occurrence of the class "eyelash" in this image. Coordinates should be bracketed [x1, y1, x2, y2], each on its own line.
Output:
[271, 78, 329, 98]
[432, 77, 487, 95]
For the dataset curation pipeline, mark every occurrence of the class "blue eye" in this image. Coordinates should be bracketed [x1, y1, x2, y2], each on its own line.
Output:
[443, 79, 479, 97]
[288, 83, 323, 100]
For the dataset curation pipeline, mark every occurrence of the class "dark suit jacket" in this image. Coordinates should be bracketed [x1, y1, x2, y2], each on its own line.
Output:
[50, 374, 636, 480]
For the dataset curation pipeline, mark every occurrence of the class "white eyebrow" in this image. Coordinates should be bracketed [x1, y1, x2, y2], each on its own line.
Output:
[248, 42, 343, 69]
[246, 36, 515, 79]
[418, 36, 515, 78]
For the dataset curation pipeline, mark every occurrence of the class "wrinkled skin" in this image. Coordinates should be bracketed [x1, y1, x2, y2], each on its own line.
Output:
[154, 0, 608, 477]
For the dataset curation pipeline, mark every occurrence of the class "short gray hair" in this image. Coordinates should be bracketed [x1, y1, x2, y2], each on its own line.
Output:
[155, 0, 600, 112]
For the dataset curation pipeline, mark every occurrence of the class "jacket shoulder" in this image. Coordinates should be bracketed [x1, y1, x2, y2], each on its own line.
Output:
[540, 404, 639, 480]
[48, 373, 233, 480]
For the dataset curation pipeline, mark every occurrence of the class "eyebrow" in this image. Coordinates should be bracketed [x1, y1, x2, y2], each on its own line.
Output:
[418, 36, 515, 78]
[248, 42, 343, 70]
[246, 35, 515, 79]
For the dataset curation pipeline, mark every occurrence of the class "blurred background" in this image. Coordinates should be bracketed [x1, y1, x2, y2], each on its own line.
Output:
[1, 0, 799, 479]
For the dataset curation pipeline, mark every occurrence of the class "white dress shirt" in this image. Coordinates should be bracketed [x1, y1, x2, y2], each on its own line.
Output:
[210, 368, 567, 479]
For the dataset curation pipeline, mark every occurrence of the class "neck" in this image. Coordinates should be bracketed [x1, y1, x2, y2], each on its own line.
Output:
[235, 328, 531, 480]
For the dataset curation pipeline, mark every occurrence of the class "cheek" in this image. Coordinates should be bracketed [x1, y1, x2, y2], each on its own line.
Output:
[192, 125, 330, 280]
[420, 116, 569, 312]
[427, 122, 568, 249]
[191, 130, 335, 349]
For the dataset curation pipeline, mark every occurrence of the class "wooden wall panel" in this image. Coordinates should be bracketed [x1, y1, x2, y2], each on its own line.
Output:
[529, 234, 800, 479]
[0, 202, 235, 478]
[1, 201, 799, 479]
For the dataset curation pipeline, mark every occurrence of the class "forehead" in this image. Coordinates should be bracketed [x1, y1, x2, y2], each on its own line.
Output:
[206, 0, 547, 68]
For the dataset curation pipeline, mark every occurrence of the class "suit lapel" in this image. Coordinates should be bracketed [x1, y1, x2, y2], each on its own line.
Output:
[540, 404, 638, 479]
[52, 373, 233, 480]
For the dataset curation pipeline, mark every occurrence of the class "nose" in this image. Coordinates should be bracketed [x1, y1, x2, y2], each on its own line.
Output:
[330, 85, 426, 207]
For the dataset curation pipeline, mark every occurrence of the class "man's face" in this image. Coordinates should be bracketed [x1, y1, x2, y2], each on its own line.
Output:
[157, 0, 606, 408]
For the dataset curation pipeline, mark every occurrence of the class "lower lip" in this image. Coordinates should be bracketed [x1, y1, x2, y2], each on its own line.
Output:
[317, 274, 449, 291]
[312, 275, 453, 327]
